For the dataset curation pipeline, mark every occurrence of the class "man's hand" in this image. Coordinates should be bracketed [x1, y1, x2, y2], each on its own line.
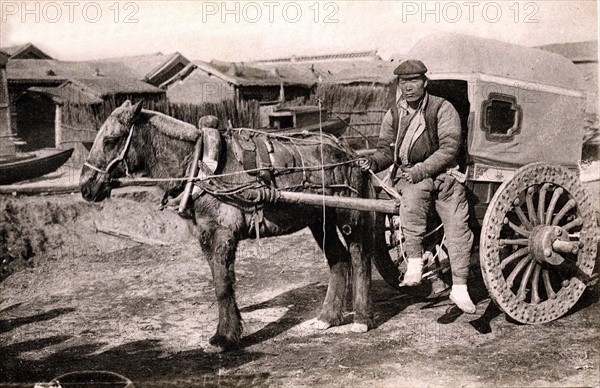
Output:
[400, 164, 426, 184]
[398, 169, 414, 183]
[357, 157, 373, 171]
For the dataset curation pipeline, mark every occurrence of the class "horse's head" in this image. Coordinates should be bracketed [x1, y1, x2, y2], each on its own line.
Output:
[80, 100, 144, 202]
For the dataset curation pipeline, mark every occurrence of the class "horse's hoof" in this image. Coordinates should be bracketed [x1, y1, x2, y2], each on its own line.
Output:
[208, 334, 240, 352]
[314, 320, 332, 330]
[350, 323, 369, 333]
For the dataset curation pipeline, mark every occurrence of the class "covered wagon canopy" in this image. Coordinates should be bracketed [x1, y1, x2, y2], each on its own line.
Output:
[408, 33, 585, 95]
[407, 33, 587, 169]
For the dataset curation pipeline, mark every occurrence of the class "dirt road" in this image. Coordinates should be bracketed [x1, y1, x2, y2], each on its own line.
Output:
[1, 187, 598, 387]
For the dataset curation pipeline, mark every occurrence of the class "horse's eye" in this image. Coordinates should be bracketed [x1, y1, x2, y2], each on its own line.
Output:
[103, 137, 118, 150]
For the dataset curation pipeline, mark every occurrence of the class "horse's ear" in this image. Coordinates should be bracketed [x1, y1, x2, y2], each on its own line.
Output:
[121, 100, 132, 108]
[117, 100, 144, 125]
[132, 101, 143, 119]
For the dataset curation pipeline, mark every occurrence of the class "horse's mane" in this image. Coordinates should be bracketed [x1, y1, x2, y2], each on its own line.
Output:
[142, 109, 202, 143]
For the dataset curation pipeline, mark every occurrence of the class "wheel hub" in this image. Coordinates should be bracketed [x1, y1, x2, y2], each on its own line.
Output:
[529, 225, 567, 265]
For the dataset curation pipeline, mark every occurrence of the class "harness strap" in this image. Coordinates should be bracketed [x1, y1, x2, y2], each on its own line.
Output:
[84, 124, 136, 176]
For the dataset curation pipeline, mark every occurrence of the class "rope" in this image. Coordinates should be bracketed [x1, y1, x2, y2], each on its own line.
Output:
[114, 159, 363, 185]
[329, 112, 378, 148]
[232, 125, 350, 155]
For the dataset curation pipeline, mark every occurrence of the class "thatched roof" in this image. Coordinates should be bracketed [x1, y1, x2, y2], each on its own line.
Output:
[0, 51, 9, 66]
[7, 59, 99, 83]
[194, 61, 316, 88]
[250, 60, 397, 86]
[28, 78, 164, 105]
[0, 43, 52, 59]
[86, 52, 190, 83]
[71, 78, 164, 96]
[28, 84, 104, 105]
[254, 50, 380, 63]
[313, 61, 397, 85]
[7, 52, 190, 87]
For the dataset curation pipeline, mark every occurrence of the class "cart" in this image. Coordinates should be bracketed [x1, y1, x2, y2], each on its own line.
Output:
[279, 34, 598, 324]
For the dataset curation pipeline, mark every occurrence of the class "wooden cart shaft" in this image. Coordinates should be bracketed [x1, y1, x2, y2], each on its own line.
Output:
[277, 191, 399, 214]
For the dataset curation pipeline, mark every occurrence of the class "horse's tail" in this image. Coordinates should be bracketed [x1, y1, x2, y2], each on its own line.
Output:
[363, 176, 402, 290]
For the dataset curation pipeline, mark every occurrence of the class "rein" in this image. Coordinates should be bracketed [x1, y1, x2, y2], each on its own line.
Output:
[84, 124, 136, 176]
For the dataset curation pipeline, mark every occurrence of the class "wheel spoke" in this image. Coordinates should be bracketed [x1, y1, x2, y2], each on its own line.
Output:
[513, 199, 533, 230]
[531, 264, 541, 304]
[561, 217, 583, 232]
[499, 238, 529, 246]
[552, 199, 576, 226]
[526, 187, 537, 226]
[545, 187, 563, 225]
[507, 255, 533, 289]
[504, 217, 530, 237]
[517, 259, 536, 300]
[537, 183, 550, 225]
[500, 247, 530, 269]
[542, 269, 557, 300]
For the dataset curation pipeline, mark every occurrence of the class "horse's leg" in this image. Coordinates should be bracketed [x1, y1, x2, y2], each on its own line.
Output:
[198, 223, 242, 350]
[309, 214, 350, 329]
[346, 218, 372, 333]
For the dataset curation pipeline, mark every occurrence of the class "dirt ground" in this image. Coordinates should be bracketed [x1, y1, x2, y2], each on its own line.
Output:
[0, 183, 599, 388]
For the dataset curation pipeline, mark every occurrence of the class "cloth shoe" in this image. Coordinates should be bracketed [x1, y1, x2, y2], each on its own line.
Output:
[399, 257, 423, 287]
[450, 284, 476, 314]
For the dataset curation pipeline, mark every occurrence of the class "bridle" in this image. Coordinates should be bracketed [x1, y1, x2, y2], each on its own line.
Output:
[84, 124, 136, 177]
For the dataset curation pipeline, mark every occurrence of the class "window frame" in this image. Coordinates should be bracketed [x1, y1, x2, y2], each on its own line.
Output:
[480, 92, 523, 142]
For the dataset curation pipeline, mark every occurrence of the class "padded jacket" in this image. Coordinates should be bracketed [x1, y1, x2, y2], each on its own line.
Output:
[370, 93, 462, 183]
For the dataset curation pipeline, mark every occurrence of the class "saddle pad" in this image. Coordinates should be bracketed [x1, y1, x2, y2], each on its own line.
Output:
[231, 130, 258, 172]
[231, 128, 344, 180]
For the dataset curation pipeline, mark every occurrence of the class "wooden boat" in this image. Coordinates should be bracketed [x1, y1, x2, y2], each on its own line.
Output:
[0, 147, 74, 185]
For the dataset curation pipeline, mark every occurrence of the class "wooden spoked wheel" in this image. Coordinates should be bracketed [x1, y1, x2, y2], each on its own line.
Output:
[372, 211, 448, 291]
[480, 163, 598, 324]
[372, 212, 403, 290]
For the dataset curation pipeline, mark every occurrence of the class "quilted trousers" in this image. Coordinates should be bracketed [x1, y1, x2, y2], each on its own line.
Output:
[394, 173, 473, 285]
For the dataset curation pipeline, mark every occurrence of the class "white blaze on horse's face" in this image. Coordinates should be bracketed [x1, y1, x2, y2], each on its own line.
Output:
[80, 100, 142, 202]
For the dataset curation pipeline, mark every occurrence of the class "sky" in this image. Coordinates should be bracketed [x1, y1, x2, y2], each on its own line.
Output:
[0, 0, 598, 62]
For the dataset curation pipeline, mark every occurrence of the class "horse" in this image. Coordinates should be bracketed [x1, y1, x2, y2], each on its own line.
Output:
[80, 100, 383, 351]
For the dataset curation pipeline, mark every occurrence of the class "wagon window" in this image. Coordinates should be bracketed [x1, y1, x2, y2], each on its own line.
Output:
[481, 93, 522, 141]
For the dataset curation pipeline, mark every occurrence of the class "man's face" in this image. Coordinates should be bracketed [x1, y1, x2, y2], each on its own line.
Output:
[399, 77, 427, 103]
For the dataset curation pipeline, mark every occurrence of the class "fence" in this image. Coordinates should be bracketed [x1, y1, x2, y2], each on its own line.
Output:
[308, 84, 393, 149]
[60, 98, 261, 165]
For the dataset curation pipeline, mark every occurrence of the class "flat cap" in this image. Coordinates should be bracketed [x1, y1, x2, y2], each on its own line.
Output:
[393, 59, 428, 79]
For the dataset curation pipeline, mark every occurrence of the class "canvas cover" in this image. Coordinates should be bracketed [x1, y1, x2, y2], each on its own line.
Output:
[407, 33, 586, 168]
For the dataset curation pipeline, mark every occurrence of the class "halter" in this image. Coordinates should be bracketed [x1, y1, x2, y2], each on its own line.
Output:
[84, 124, 136, 176]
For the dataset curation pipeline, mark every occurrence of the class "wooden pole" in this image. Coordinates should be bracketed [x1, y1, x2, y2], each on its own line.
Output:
[0, 183, 79, 195]
[94, 222, 170, 246]
[55, 104, 62, 148]
[178, 137, 203, 214]
[276, 191, 399, 214]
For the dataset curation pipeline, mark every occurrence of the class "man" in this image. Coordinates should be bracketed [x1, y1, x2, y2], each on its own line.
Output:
[359, 59, 476, 314]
